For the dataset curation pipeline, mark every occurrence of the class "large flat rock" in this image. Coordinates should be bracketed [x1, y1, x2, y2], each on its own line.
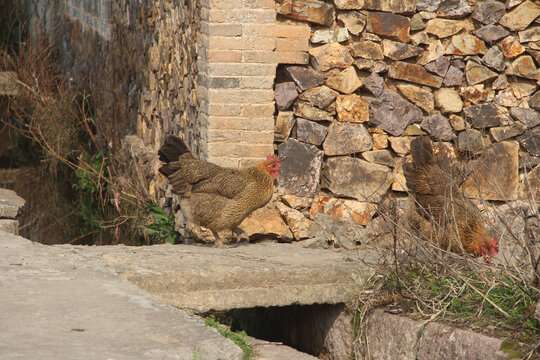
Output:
[0, 232, 243, 360]
[0, 188, 25, 218]
[87, 242, 375, 312]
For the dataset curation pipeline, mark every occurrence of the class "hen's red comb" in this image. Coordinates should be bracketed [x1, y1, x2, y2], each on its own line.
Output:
[267, 154, 279, 163]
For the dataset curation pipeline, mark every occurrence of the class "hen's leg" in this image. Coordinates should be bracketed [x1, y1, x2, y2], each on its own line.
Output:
[232, 227, 249, 243]
[212, 230, 223, 248]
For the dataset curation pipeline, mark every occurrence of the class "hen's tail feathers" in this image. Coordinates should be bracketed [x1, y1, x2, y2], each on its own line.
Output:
[158, 135, 191, 163]
[410, 136, 435, 166]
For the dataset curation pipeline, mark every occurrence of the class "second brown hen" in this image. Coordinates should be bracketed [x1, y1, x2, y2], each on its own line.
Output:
[403, 136, 498, 263]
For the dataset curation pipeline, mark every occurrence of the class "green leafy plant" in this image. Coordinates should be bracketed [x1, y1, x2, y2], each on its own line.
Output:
[144, 204, 181, 244]
[204, 315, 253, 360]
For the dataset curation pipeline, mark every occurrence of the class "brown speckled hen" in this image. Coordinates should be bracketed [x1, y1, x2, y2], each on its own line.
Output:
[158, 135, 281, 246]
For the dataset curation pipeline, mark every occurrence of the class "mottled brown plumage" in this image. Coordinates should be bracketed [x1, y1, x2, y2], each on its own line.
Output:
[158, 135, 280, 246]
[403, 136, 498, 262]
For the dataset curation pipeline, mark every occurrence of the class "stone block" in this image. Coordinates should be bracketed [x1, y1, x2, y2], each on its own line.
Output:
[0, 219, 19, 235]
[323, 122, 372, 155]
[277, 139, 324, 197]
[0, 189, 25, 219]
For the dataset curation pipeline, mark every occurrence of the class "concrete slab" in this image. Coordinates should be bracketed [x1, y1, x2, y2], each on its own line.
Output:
[0, 188, 25, 218]
[75, 242, 376, 312]
[0, 232, 243, 360]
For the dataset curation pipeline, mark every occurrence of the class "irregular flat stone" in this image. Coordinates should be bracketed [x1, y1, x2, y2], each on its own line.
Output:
[309, 196, 377, 226]
[388, 62, 442, 88]
[410, 13, 426, 31]
[435, 88, 463, 113]
[275, 111, 296, 142]
[530, 91, 540, 110]
[309, 213, 367, 249]
[278, 138, 324, 197]
[0, 189, 25, 218]
[0, 233, 244, 360]
[459, 85, 494, 104]
[517, 126, 540, 156]
[277, 0, 335, 26]
[396, 83, 435, 113]
[275, 202, 312, 241]
[492, 74, 509, 90]
[444, 65, 464, 86]
[425, 56, 450, 77]
[472, 0, 506, 24]
[309, 43, 354, 71]
[518, 26, 540, 43]
[0, 219, 19, 235]
[463, 103, 505, 128]
[298, 85, 339, 109]
[296, 118, 328, 145]
[323, 122, 372, 155]
[337, 11, 366, 36]
[389, 136, 413, 156]
[275, 82, 298, 111]
[505, 55, 539, 80]
[354, 58, 387, 73]
[474, 25, 510, 43]
[336, 94, 369, 122]
[240, 203, 293, 242]
[362, 72, 385, 97]
[350, 40, 384, 61]
[445, 34, 486, 55]
[527, 49, 540, 64]
[436, 0, 472, 17]
[510, 107, 540, 128]
[458, 129, 485, 154]
[449, 114, 466, 131]
[497, 35, 525, 58]
[421, 114, 456, 141]
[382, 39, 423, 60]
[425, 18, 466, 38]
[364, 0, 415, 13]
[293, 101, 334, 121]
[490, 122, 527, 141]
[481, 46, 506, 71]
[372, 132, 389, 150]
[404, 123, 427, 135]
[494, 88, 520, 107]
[367, 91, 423, 136]
[324, 66, 363, 94]
[362, 150, 394, 166]
[411, 31, 431, 46]
[461, 141, 519, 200]
[366, 11, 410, 43]
[322, 157, 393, 202]
[499, 0, 540, 31]
[281, 195, 313, 210]
[511, 82, 536, 99]
[287, 66, 326, 91]
[465, 60, 498, 85]
[416, 0, 443, 12]
[311, 28, 350, 44]
[334, 0, 364, 9]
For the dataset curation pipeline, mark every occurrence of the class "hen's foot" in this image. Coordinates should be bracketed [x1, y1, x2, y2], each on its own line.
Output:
[232, 227, 250, 243]
[212, 231, 224, 248]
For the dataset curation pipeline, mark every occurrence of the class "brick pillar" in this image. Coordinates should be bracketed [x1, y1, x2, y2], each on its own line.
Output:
[197, 0, 310, 168]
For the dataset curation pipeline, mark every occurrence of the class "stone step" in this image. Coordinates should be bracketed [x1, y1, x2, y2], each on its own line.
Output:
[83, 241, 376, 312]
[0, 188, 25, 219]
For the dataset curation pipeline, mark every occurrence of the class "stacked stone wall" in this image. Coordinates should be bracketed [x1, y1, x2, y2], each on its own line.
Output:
[269, 0, 540, 247]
